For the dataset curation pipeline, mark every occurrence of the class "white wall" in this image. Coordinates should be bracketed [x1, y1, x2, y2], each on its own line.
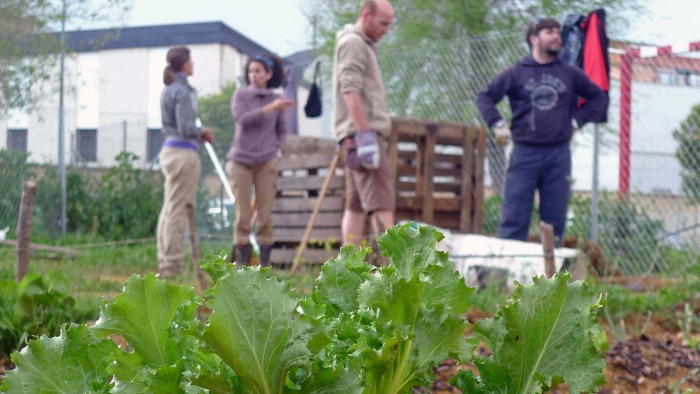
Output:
[26, 55, 79, 164]
[98, 48, 150, 165]
[188, 43, 225, 96]
[147, 47, 169, 129]
[296, 85, 324, 137]
[77, 53, 100, 129]
[296, 59, 332, 138]
[570, 79, 700, 195]
[221, 45, 246, 88]
[629, 81, 700, 195]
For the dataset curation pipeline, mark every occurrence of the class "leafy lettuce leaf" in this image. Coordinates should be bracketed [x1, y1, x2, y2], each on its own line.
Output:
[197, 265, 311, 393]
[1, 324, 115, 393]
[451, 273, 606, 393]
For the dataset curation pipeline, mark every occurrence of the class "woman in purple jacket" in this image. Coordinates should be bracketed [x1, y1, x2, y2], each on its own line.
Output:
[227, 53, 293, 268]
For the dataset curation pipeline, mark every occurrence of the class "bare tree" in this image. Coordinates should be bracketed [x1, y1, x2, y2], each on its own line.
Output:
[0, 0, 131, 111]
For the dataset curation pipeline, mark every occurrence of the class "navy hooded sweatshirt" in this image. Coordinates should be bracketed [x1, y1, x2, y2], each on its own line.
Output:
[476, 55, 607, 146]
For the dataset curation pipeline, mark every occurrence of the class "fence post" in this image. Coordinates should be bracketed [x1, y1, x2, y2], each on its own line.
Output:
[16, 181, 37, 282]
[540, 221, 555, 278]
[590, 124, 600, 241]
[186, 205, 207, 292]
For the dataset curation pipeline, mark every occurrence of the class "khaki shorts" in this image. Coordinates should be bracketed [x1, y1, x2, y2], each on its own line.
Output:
[343, 137, 395, 213]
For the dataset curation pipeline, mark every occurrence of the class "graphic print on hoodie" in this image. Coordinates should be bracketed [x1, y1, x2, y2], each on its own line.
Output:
[476, 55, 607, 146]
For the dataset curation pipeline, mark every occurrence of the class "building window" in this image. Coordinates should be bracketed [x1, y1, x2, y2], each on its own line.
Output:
[76, 129, 97, 162]
[656, 68, 700, 87]
[7, 129, 28, 153]
[147, 128, 164, 162]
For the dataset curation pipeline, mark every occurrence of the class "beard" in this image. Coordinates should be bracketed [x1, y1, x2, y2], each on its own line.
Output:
[539, 41, 561, 57]
[545, 46, 560, 56]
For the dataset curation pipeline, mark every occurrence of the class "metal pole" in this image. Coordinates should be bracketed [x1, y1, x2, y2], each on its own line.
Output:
[58, 0, 67, 234]
[590, 124, 599, 241]
[123, 120, 127, 153]
[204, 142, 234, 203]
[619, 51, 633, 196]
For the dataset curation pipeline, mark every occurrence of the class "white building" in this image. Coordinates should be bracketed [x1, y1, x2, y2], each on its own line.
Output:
[1, 22, 326, 167]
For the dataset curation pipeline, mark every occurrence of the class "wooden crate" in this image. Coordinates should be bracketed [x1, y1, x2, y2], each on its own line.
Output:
[270, 135, 343, 266]
[389, 118, 486, 233]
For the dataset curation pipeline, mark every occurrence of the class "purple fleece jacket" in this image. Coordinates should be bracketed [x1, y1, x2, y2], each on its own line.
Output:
[227, 86, 287, 165]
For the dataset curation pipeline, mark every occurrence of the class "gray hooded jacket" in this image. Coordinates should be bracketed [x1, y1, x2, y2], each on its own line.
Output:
[160, 73, 204, 147]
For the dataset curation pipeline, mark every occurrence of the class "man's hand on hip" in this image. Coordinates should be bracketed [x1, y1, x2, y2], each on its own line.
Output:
[493, 120, 511, 146]
[354, 131, 381, 170]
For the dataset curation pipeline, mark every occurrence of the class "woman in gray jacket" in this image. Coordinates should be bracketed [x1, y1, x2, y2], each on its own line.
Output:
[157, 46, 214, 278]
[227, 53, 293, 268]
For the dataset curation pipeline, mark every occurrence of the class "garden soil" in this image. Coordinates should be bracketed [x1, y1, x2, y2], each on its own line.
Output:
[421, 311, 700, 393]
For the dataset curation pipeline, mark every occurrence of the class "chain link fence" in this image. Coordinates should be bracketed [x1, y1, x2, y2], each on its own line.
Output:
[379, 32, 700, 277]
[0, 107, 236, 255]
[2, 31, 699, 277]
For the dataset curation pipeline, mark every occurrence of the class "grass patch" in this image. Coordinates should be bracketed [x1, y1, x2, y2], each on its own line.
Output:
[0, 239, 213, 304]
[0, 239, 320, 307]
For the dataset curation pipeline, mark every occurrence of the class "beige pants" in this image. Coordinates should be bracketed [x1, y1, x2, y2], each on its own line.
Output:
[157, 147, 200, 276]
[227, 157, 279, 246]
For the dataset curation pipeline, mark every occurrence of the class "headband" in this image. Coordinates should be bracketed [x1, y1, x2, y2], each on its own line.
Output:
[254, 55, 275, 72]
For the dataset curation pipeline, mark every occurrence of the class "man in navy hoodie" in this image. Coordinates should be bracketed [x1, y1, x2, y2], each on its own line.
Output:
[476, 18, 607, 244]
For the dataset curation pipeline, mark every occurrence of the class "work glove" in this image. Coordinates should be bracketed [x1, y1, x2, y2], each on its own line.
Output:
[354, 131, 381, 170]
[493, 120, 511, 146]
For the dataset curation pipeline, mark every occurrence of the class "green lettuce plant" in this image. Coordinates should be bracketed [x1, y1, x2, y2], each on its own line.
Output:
[0, 223, 606, 393]
[0, 272, 77, 359]
[450, 275, 606, 393]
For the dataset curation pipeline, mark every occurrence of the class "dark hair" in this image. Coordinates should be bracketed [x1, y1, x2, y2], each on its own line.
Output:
[244, 52, 286, 89]
[163, 46, 191, 85]
[526, 18, 560, 48]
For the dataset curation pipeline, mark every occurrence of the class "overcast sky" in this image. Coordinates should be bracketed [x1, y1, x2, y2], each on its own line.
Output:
[119, 0, 698, 56]
[124, 0, 311, 56]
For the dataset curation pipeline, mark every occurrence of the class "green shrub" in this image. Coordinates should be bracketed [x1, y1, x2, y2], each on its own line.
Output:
[673, 103, 700, 203]
[0, 150, 34, 238]
[92, 152, 163, 240]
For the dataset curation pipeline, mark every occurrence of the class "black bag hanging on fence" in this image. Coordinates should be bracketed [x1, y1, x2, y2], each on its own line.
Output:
[304, 61, 322, 118]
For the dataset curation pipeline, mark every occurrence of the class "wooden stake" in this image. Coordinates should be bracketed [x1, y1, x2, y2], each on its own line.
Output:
[16, 181, 37, 282]
[540, 220, 555, 278]
[291, 152, 340, 273]
[186, 205, 208, 292]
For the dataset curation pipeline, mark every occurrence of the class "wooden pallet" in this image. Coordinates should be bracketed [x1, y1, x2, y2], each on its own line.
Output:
[389, 118, 486, 233]
[270, 135, 343, 266]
